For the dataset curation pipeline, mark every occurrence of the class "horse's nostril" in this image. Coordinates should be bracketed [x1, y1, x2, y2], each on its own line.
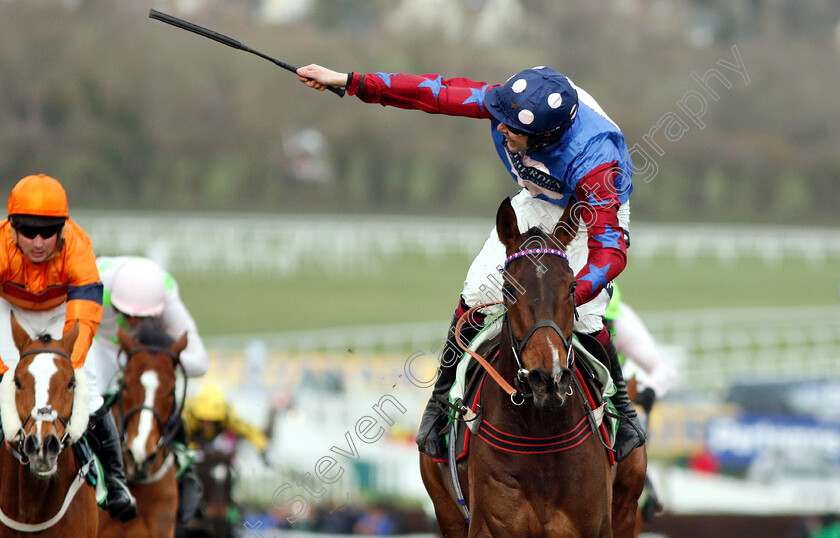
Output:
[527, 371, 544, 386]
[23, 435, 39, 457]
[44, 434, 61, 458]
[554, 368, 572, 387]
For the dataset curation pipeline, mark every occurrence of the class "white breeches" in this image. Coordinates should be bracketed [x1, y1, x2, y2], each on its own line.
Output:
[89, 339, 121, 396]
[461, 189, 630, 334]
[0, 298, 103, 414]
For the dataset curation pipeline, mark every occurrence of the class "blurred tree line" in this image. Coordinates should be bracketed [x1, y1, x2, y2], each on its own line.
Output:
[0, 0, 838, 224]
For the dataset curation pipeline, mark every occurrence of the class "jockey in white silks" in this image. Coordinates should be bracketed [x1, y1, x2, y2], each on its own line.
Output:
[89, 255, 209, 523]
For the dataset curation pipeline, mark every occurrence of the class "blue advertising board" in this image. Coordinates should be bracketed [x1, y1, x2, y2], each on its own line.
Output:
[706, 414, 840, 468]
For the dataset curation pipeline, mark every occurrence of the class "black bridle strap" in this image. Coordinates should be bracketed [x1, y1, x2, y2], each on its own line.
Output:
[115, 345, 188, 452]
[126, 346, 180, 362]
[514, 319, 571, 357]
[18, 348, 72, 362]
[507, 317, 575, 373]
[502, 247, 576, 374]
[12, 348, 76, 454]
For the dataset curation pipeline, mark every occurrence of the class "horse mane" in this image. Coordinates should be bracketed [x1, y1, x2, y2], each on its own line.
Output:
[523, 226, 547, 240]
[520, 226, 567, 252]
[133, 318, 175, 348]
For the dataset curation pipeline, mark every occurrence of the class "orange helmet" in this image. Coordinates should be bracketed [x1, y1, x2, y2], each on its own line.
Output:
[7, 174, 69, 219]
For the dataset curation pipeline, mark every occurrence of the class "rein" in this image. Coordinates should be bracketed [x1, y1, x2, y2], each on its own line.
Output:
[454, 302, 514, 396]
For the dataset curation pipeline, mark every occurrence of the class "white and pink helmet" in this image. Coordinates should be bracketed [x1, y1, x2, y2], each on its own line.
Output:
[110, 258, 167, 317]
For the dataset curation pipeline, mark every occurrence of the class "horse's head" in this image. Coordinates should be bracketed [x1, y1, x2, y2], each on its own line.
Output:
[496, 197, 578, 410]
[117, 319, 187, 480]
[0, 314, 88, 478]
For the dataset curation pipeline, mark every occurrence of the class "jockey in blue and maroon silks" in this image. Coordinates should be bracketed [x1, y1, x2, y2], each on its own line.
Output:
[297, 65, 644, 462]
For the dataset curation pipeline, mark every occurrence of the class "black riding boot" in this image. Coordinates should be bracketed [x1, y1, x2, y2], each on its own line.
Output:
[603, 337, 646, 461]
[172, 419, 203, 522]
[416, 299, 483, 459]
[89, 408, 138, 522]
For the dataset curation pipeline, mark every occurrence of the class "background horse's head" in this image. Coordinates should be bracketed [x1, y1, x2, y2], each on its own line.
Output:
[0, 314, 88, 478]
[496, 197, 578, 410]
[117, 319, 187, 480]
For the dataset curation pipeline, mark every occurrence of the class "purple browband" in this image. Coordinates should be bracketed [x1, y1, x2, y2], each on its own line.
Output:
[503, 248, 569, 270]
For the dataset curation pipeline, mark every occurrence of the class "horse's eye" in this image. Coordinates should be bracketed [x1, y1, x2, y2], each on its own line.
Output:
[502, 284, 517, 298]
[569, 281, 577, 297]
[14, 377, 21, 390]
[67, 378, 75, 390]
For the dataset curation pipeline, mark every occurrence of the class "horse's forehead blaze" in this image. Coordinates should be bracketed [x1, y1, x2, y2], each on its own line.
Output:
[126, 356, 173, 405]
[128, 370, 161, 459]
[25, 354, 61, 410]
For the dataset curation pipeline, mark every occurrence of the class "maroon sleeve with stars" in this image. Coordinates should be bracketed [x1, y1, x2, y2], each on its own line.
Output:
[573, 161, 627, 306]
[347, 72, 496, 119]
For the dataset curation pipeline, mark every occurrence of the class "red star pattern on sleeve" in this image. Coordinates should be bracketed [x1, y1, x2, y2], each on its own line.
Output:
[348, 72, 496, 119]
[573, 161, 628, 306]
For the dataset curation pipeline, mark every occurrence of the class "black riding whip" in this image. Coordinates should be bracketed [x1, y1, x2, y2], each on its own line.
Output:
[148, 9, 346, 98]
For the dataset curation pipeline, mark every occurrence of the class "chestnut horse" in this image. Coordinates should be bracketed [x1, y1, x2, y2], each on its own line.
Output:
[99, 320, 187, 538]
[0, 314, 98, 537]
[420, 198, 646, 537]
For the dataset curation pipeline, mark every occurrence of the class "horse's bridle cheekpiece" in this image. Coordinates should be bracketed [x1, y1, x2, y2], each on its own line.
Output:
[13, 348, 76, 453]
[502, 248, 575, 403]
[116, 345, 187, 458]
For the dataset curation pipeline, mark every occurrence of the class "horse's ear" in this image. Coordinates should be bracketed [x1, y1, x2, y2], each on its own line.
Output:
[552, 196, 579, 250]
[10, 312, 32, 351]
[171, 332, 188, 356]
[62, 320, 80, 354]
[496, 197, 522, 252]
[117, 327, 137, 352]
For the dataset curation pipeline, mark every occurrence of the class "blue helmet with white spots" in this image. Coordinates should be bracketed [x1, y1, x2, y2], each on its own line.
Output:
[486, 66, 578, 138]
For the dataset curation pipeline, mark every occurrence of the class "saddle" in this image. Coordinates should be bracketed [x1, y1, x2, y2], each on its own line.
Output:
[437, 315, 618, 464]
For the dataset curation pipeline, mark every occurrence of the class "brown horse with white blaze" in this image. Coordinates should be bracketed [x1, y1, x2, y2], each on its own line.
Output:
[98, 320, 187, 538]
[0, 314, 98, 537]
[420, 198, 646, 537]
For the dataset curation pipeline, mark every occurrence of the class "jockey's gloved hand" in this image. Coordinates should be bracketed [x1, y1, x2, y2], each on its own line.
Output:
[634, 387, 656, 415]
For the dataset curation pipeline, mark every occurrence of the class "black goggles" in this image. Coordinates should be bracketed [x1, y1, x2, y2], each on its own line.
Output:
[15, 223, 64, 240]
[504, 124, 529, 136]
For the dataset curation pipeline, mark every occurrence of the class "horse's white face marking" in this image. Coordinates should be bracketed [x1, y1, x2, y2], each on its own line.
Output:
[28, 354, 59, 437]
[130, 370, 160, 463]
[548, 340, 562, 377]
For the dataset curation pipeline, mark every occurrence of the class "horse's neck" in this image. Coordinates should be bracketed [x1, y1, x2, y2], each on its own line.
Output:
[0, 448, 77, 522]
